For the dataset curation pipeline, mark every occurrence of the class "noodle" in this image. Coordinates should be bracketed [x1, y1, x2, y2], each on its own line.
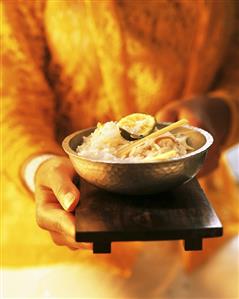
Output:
[76, 121, 193, 162]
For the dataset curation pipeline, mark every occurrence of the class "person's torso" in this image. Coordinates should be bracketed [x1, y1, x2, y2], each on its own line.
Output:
[43, 0, 231, 135]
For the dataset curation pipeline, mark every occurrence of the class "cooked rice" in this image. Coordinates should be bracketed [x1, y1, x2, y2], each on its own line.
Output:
[76, 121, 192, 162]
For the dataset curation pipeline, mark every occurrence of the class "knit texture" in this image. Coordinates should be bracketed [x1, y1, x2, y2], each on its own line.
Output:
[1, 0, 239, 272]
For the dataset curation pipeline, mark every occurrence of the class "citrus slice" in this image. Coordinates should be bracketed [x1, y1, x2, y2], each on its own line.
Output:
[118, 113, 156, 140]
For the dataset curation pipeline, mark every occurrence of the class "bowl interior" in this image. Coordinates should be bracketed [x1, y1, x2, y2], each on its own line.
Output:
[171, 127, 206, 151]
[68, 124, 207, 155]
[69, 127, 96, 151]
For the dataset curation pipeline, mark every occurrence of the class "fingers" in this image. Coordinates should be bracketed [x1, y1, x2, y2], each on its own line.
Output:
[50, 231, 92, 250]
[155, 103, 179, 123]
[36, 188, 76, 239]
[155, 101, 203, 127]
[178, 108, 204, 128]
[38, 159, 80, 212]
[34, 157, 88, 251]
[36, 187, 91, 250]
[50, 173, 80, 212]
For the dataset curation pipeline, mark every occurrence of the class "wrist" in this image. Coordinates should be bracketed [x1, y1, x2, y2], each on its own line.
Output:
[23, 154, 58, 193]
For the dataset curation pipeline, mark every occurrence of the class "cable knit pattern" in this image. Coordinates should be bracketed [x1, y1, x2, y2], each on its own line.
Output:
[1, 0, 239, 270]
[2, 0, 64, 193]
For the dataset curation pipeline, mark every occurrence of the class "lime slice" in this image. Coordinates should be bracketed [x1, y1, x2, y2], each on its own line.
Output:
[118, 113, 156, 140]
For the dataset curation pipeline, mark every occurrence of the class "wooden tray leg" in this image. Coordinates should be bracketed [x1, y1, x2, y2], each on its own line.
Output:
[93, 242, 111, 254]
[184, 237, 203, 251]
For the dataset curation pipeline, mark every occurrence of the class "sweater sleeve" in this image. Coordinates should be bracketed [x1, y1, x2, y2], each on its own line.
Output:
[1, 1, 64, 193]
[209, 3, 239, 150]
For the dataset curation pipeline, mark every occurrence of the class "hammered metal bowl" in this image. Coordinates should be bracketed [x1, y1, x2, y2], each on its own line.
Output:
[62, 123, 213, 195]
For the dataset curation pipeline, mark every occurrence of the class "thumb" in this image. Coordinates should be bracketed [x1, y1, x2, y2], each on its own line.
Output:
[51, 174, 80, 212]
[155, 105, 178, 123]
[178, 108, 203, 128]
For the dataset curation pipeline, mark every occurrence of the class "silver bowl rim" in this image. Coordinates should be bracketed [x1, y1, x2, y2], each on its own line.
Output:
[62, 123, 214, 165]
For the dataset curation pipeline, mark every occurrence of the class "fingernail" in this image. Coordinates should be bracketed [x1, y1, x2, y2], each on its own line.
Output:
[63, 192, 75, 210]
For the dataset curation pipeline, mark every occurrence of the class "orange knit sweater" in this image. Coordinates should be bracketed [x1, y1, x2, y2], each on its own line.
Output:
[1, 0, 239, 272]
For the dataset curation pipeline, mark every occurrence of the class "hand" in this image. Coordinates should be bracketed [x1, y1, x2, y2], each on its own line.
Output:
[35, 156, 91, 250]
[156, 95, 231, 177]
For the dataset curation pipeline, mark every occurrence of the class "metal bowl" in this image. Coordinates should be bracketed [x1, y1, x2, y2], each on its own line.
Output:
[62, 123, 213, 195]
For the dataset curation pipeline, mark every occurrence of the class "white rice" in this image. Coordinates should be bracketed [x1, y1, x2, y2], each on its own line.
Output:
[76, 121, 191, 162]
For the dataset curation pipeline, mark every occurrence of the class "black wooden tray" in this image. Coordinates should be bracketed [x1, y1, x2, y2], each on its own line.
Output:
[75, 179, 223, 253]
